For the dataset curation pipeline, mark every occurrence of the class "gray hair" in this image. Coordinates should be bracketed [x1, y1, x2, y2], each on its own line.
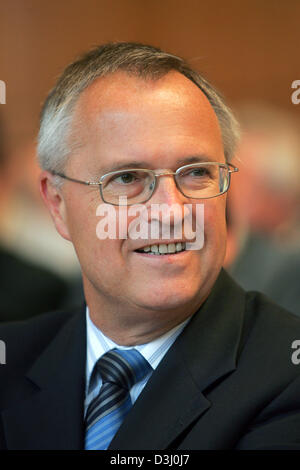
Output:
[37, 42, 240, 174]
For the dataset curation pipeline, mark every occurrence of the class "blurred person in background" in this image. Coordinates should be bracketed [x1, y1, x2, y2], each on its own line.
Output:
[0, 138, 81, 282]
[0, 113, 73, 321]
[225, 103, 300, 315]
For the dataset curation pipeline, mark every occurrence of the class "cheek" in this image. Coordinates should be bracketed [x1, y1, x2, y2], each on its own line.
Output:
[64, 195, 117, 260]
[202, 199, 227, 250]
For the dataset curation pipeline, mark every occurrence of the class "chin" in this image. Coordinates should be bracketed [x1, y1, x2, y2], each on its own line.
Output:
[134, 284, 201, 312]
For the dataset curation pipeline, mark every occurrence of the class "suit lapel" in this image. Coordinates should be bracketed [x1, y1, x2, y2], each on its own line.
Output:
[109, 345, 211, 450]
[1, 270, 246, 450]
[2, 307, 87, 450]
[110, 270, 246, 449]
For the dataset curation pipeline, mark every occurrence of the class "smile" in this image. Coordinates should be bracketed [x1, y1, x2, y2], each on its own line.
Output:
[135, 242, 186, 255]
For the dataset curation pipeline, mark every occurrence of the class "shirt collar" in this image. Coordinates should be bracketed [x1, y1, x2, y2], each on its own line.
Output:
[85, 306, 190, 391]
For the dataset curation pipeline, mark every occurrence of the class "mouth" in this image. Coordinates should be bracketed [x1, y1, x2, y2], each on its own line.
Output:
[134, 242, 186, 256]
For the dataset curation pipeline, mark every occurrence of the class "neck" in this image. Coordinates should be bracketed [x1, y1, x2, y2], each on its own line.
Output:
[84, 281, 206, 346]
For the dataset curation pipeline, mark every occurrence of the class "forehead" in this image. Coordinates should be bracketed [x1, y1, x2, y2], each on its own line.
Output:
[69, 71, 224, 170]
[74, 70, 217, 121]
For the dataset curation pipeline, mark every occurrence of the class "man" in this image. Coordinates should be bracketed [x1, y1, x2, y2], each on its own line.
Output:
[1, 42, 300, 450]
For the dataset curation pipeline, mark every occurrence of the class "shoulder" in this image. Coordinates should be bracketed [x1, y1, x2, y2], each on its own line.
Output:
[231, 291, 300, 448]
[0, 248, 69, 322]
[239, 290, 300, 379]
[244, 289, 300, 335]
[0, 308, 83, 371]
[210, 270, 300, 377]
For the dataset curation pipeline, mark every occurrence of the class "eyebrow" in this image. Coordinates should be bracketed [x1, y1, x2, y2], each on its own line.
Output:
[99, 155, 214, 174]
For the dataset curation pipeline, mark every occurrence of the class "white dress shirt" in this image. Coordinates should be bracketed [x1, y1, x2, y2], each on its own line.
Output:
[84, 307, 190, 415]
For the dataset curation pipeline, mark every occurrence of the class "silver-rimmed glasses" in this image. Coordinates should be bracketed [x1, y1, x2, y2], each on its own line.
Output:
[52, 162, 239, 206]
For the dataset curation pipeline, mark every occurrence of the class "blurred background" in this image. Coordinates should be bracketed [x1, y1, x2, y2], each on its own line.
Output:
[0, 0, 299, 321]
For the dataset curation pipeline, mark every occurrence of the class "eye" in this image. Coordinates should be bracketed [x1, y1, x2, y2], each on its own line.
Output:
[189, 168, 210, 177]
[182, 166, 212, 178]
[113, 172, 140, 185]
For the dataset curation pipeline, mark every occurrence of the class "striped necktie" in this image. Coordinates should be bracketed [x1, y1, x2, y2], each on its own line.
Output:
[84, 348, 151, 450]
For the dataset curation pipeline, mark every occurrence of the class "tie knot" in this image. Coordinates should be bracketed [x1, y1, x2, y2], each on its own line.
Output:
[96, 348, 151, 390]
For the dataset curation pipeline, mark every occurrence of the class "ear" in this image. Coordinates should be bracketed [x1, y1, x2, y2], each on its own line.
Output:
[39, 170, 71, 241]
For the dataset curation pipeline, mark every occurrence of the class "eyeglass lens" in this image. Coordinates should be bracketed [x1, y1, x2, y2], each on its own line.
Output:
[101, 163, 230, 205]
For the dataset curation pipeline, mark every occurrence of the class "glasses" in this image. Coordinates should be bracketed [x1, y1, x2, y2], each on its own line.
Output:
[52, 162, 239, 206]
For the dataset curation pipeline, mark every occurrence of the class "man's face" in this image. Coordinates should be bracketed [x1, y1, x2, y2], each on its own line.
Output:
[53, 71, 227, 326]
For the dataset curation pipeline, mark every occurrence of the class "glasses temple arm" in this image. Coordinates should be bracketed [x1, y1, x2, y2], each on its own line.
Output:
[227, 164, 239, 173]
[52, 172, 101, 186]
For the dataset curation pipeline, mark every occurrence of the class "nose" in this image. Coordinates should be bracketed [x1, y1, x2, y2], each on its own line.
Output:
[142, 173, 188, 234]
[150, 172, 187, 206]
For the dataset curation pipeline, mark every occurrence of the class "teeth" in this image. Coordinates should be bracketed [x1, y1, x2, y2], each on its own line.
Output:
[159, 244, 168, 254]
[139, 242, 186, 254]
[168, 243, 176, 253]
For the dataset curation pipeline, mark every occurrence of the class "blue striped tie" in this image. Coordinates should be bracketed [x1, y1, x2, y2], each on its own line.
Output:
[84, 348, 151, 450]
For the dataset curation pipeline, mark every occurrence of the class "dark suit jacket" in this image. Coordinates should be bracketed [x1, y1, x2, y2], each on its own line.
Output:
[0, 246, 68, 322]
[1, 269, 300, 450]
